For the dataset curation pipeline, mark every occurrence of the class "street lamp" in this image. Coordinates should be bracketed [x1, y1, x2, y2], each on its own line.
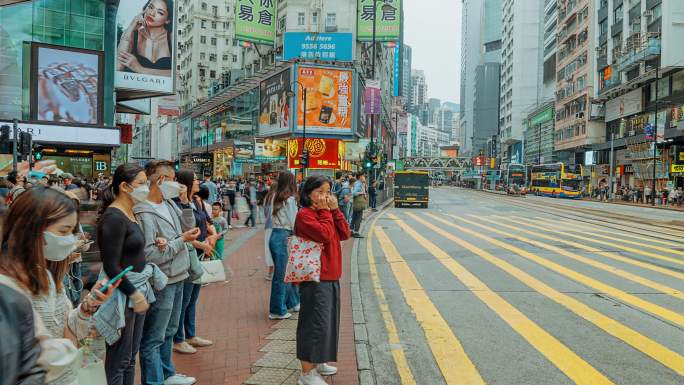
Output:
[287, 80, 307, 176]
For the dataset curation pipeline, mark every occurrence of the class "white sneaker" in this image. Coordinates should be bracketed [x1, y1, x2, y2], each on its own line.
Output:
[165, 373, 197, 385]
[269, 312, 292, 320]
[297, 369, 329, 385]
[316, 363, 337, 376]
[288, 304, 301, 312]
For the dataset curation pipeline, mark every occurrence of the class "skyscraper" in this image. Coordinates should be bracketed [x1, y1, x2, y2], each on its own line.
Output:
[410, 69, 427, 114]
[402, 44, 412, 104]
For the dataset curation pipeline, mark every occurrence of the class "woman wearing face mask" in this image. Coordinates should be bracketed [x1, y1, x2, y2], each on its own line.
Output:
[0, 187, 119, 385]
[96, 164, 163, 385]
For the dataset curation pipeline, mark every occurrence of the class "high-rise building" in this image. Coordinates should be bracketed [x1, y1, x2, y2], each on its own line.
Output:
[460, 0, 502, 156]
[410, 69, 427, 113]
[427, 98, 441, 125]
[553, 0, 603, 162]
[499, 0, 547, 164]
[402, 44, 412, 104]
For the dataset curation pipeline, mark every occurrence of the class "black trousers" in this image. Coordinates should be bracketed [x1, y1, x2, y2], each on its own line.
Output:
[351, 210, 363, 233]
[105, 307, 146, 385]
[296, 281, 340, 363]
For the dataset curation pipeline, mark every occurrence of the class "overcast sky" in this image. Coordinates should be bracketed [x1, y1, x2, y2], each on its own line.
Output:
[404, 0, 462, 105]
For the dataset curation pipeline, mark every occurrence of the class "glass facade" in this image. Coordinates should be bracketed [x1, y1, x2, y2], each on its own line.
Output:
[0, 0, 105, 120]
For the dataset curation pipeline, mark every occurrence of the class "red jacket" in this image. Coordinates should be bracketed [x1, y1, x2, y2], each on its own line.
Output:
[294, 207, 351, 281]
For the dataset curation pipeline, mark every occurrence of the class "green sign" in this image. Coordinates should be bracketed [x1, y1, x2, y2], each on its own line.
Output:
[357, 0, 401, 42]
[529, 107, 554, 126]
[235, 0, 276, 45]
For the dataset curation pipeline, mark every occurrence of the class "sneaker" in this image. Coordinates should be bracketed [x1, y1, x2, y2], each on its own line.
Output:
[164, 374, 197, 385]
[228, 225, 233, 229]
[316, 363, 338, 376]
[186, 336, 213, 347]
[269, 312, 292, 320]
[288, 304, 300, 312]
[172, 341, 197, 354]
[352, 233, 365, 238]
[298, 369, 329, 385]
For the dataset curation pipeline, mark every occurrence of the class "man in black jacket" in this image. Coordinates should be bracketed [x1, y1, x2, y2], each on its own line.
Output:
[0, 283, 45, 385]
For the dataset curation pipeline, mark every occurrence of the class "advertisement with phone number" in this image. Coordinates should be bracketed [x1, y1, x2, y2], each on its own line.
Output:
[295, 67, 353, 134]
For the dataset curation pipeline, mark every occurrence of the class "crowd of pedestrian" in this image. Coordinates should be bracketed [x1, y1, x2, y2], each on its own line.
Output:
[0, 162, 380, 385]
[591, 182, 684, 207]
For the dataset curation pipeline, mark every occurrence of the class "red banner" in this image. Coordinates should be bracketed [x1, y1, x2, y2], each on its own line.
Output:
[119, 124, 133, 144]
[287, 138, 342, 169]
[473, 156, 484, 167]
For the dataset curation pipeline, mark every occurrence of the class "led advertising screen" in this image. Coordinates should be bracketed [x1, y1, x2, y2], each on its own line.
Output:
[32, 43, 104, 125]
[258, 69, 291, 137]
[116, 0, 176, 94]
[295, 67, 353, 135]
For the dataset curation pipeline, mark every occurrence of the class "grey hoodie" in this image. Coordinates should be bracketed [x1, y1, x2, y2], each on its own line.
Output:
[133, 199, 195, 284]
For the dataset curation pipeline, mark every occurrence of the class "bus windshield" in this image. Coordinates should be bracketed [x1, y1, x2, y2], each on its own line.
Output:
[562, 179, 581, 191]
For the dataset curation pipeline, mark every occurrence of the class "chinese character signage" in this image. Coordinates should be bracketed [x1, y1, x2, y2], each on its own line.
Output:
[357, 0, 401, 42]
[254, 138, 287, 161]
[236, 0, 276, 45]
[364, 80, 380, 115]
[259, 69, 291, 136]
[115, 0, 177, 94]
[295, 67, 353, 134]
[283, 32, 353, 61]
[392, 42, 400, 96]
[288, 138, 342, 169]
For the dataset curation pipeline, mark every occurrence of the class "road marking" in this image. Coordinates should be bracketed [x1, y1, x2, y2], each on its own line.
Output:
[373, 226, 485, 385]
[424, 214, 684, 328]
[441, 214, 684, 301]
[390, 213, 614, 385]
[418, 213, 684, 377]
[501, 216, 684, 268]
[365, 221, 417, 385]
[532, 217, 684, 257]
[532, 216, 684, 248]
[475, 216, 684, 282]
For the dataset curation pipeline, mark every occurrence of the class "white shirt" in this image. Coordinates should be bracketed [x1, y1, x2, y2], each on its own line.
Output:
[271, 196, 298, 230]
[147, 200, 174, 225]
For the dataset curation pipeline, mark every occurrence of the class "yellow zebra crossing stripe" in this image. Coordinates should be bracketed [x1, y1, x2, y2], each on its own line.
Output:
[390, 213, 614, 385]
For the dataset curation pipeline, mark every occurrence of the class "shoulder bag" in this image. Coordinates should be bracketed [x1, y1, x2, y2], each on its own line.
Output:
[353, 194, 367, 211]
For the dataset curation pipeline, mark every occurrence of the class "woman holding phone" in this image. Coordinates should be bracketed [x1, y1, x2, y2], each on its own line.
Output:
[0, 187, 119, 384]
[97, 163, 155, 385]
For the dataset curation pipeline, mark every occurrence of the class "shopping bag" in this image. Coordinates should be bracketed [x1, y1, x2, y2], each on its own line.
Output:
[199, 259, 227, 284]
[284, 236, 322, 283]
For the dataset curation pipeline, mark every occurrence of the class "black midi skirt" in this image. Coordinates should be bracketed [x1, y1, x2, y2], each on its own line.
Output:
[296, 280, 341, 363]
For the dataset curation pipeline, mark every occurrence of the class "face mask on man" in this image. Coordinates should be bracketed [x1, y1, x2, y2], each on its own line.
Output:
[130, 184, 150, 203]
[43, 231, 78, 262]
[159, 180, 182, 199]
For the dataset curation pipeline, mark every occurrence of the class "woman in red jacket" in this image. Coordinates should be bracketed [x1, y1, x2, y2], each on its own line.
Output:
[294, 176, 351, 385]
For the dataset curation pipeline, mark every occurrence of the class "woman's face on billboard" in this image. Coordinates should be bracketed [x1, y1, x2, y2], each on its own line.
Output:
[144, 0, 169, 28]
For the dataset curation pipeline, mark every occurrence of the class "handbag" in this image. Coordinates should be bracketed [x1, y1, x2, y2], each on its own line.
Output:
[199, 259, 226, 284]
[353, 194, 367, 211]
[284, 235, 322, 283]
[187, 246, 204, 282]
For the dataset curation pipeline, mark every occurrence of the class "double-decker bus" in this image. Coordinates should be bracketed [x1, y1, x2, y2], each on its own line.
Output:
[505, 164, 526, 188]
[529, 163, 581, 198]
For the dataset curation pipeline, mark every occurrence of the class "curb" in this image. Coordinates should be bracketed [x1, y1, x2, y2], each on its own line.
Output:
[350, 198, 394, 385]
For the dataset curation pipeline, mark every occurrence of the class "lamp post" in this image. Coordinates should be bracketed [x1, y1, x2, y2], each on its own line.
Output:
[651, 64, 659, 206]
[288, 81, 307, 177]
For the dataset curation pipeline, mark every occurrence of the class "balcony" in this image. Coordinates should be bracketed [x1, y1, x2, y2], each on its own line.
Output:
[611, 22, 623, 36]
[618, 34, 661, 72]
[598, 5, 608, 22]
[597, 54, 608, 70]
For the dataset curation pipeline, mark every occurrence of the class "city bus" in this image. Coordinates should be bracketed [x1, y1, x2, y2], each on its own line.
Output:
[505, 164, 526, 187]
[529, 163, 581, 198]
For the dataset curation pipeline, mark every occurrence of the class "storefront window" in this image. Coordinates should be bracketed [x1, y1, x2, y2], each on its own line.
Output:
[672, 70, 684, 94]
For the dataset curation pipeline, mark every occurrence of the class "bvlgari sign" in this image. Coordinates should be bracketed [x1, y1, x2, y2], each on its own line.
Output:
[605, 88, 643, 122]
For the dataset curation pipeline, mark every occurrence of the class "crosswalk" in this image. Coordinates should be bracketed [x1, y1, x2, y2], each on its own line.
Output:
[361, 196, 684, 385]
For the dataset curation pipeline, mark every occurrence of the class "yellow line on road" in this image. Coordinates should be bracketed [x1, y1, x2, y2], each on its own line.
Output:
[414, 213, 684, 377]
[475, 216, 684, 282]
[373, 226, 485, 385]
[424, 214, 684, 328]
[442, 214, 684, 302]
[365, 223, 417, 385]
[533, 217, 684, 257]
[390, 213, 614, 385]
[502, 216, 684, 268]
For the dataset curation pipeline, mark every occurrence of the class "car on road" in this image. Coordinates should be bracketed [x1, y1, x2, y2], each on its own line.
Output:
[394, 171, 429, 208]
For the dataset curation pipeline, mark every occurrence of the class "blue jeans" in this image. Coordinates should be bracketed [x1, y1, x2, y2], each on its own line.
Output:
[341, 202, 352, 223]
[269, 229, 300, 315]
[174, 280, 201, 342]
[139, 281, 184, 384]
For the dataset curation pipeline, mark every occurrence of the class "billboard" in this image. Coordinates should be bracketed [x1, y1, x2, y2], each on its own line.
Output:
[343, 139, 369, 161]
[233, 140, 254, 160]
[0, 154, 111, 178]
[364, 80, 380, 115]
[254, 138, 287, 161]
[0, 120, 120, 146]
[32, 44, 104, 125]
[605, 88, 642, 122]
[258, 69, 291, 137]
[288, 138, 342, 169]
[116, 0, 176, 94]
[357, 0, 401, 42]
[295, 67, 353, 135]
[283, 32, 353, 61]
[235, 0, 276, 45]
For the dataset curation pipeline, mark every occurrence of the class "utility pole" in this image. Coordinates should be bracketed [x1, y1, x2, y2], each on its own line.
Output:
[652, 63, 659, 206]
[12, 119, 18, 172]
[609, 129, 615, 200]
[369, 0, 378, 182]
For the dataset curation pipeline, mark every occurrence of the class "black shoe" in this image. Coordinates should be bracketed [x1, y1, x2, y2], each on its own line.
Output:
[353, 233, 365, 238]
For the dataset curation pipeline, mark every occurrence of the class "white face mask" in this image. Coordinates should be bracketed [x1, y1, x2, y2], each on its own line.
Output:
[130, 184, 150, 203]
[159, 181, 182, 200]
[43, 231, 77, 262]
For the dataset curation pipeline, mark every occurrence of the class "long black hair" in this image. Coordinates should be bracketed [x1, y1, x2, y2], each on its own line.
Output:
[142, 0, 174, 34]
[299, 175, 332, 208]
[98, 163, 144, 219]
[175, 168, 195, 203]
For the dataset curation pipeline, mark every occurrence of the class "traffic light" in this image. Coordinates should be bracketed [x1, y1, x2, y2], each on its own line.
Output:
[0, 125, 10, 154]
[300, 150, 309, 168]
[174, 159, 180, 170]
[364, 160, 372, 169]
[18, 132, 31, 161]
[33, 144, 43, 161]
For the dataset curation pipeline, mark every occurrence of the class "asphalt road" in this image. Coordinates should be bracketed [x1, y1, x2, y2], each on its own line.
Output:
[356, 187, 684, 385]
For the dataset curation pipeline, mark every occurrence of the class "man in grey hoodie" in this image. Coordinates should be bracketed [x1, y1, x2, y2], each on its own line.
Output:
[134, 160, 201, 385]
